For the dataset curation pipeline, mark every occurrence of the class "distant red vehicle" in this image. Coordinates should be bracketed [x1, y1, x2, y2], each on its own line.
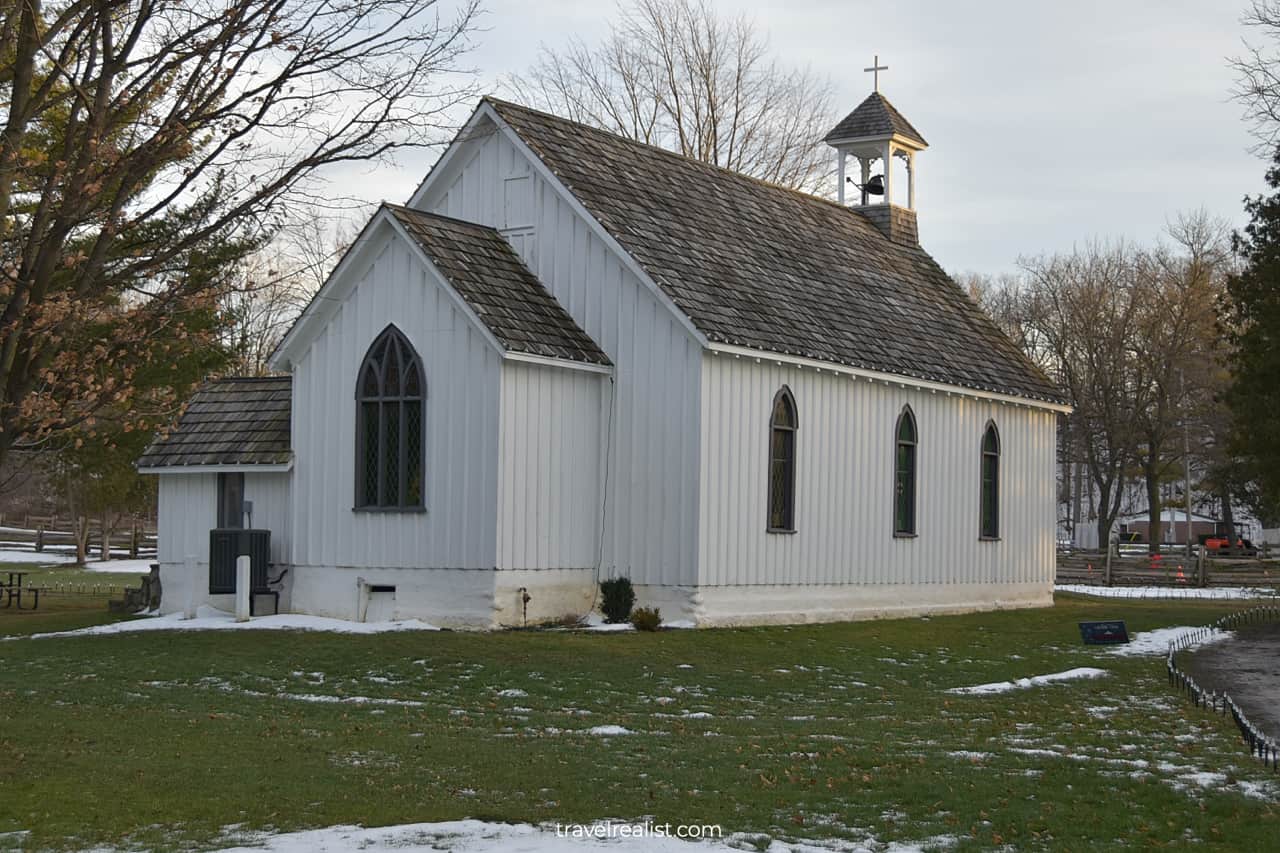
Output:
[1203, 536, 1259, 557]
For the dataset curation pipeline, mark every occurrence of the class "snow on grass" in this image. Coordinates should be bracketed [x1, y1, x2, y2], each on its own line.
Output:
[1056, 584, 1278, 600]
[0, 550, 154, 572]
[81, 559, 155, 574]
[0, 549, 75, 564]
[192, 819, 961, 853]
[584, 725, 635, 736]
[3, 605, 439, 640]
[1108, 626, 1234, 657]
[946, 667, 1108, 695]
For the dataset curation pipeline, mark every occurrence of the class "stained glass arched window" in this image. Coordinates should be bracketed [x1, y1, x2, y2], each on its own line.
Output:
[356, 326, 425, 509]
[980, 422, 1000, 539]
[768, 387, 797, 532]
[894, 407, 917, 535]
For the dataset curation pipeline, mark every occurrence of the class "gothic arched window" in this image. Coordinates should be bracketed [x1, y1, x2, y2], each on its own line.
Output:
[768, 387, 798, 532]
[356, 326, 425, 510]
[980, 422, 1001, 539]
[894, 407, 918, 536]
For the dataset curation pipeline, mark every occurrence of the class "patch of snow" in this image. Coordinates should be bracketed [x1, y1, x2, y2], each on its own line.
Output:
[948, 751, 992, 761]
[662, 620, 695, 629]
[946, 667, 1108, 695]
[83, 558, 155, 574]
[581, 613, 634, 632]
[495, 688, 528, 698]
[1056, 584, 1278, 600]
[584, 725, 635, 736]
[0, 549, 75, 564]
[4, 605, 439, 640]
[1109, 627, 1233, 657]
[193, 820, 962, 853]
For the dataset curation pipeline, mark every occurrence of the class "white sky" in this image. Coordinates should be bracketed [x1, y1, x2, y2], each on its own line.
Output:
[332, 0, 1265, 275]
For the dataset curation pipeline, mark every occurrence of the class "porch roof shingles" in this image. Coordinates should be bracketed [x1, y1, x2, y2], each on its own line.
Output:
[386, 204, 610, 366]
[486, 97, 1063, 405]
[137, 377, 292, 469]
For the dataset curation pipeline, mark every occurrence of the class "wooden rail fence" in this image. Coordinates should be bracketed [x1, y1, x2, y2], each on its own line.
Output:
[1058, 552, 1280, 590]
[0, 523, 157, 559]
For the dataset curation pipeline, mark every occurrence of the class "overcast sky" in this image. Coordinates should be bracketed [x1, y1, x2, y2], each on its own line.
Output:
[338, 0, 1265, 276]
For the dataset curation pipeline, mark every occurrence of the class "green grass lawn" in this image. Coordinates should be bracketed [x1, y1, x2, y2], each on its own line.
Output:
[1, 594, 1277, 851]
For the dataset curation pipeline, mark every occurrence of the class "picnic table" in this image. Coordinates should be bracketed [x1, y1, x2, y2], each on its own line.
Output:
[1, 571, 40, 610]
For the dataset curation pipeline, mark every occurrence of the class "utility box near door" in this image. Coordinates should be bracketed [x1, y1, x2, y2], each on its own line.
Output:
[209, 529, 271, 594]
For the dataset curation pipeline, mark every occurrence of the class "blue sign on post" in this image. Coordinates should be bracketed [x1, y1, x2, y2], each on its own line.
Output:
[1079, 621, 1129, 645]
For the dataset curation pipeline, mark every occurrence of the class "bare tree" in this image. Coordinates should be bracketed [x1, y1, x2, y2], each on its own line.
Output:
[1231, 0, 1280, 152]
[0, 0, 480, 469]
[222, 216, 359, 376]
[505, 0, 836, 194]
[1126, 212, 1232, 551]
[1020, 244, 1151, 549]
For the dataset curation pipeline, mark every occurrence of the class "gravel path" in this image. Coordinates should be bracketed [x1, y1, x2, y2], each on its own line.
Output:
[1183, 622, 1280, 741]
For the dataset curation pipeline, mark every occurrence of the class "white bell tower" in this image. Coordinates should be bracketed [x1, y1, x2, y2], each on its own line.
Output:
[825, 56, 928, 243]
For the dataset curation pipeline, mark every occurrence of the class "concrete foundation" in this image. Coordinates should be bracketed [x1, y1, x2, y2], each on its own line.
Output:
[160, 560, 1051, 630]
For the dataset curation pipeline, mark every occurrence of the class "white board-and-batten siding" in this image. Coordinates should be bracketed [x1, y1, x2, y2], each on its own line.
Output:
[156, 471, 290, 614]
[414, 117, 702, 588]
[697, 353, 1057, 592]
[288, 224, 501, 572]
[497, 360, 606, 571]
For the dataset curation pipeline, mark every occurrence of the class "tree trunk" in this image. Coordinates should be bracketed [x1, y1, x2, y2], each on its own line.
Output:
[74, 516, 89, 567]
[1146, 463, 1163, 555]
[1220, 485, 1237, 547]
[98, 510, 110, 561]
[1072, 461, 1084, 545]
[1095, 477, 1117, 552]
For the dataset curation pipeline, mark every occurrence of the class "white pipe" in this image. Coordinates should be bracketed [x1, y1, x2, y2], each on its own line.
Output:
[235, 555, 251, 622]
[183, 554, 197, 619]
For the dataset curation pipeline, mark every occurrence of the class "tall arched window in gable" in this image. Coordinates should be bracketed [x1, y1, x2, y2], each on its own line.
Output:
[356, 325, 425, 510]
[894, 407, 918, 536]
[980, 422, 1001, 539]
[768, 387, 798, 532]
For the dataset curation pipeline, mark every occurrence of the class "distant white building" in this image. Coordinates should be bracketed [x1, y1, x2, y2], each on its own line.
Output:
[1058, 465, 1262, 549]
[140, 91, 1067, 628]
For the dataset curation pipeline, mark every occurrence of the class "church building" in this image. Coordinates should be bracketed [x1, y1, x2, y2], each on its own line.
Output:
[139, 83, 1068, 628]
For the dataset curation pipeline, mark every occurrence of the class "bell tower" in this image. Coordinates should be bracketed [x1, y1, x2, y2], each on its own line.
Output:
[826, 56, 928, 245]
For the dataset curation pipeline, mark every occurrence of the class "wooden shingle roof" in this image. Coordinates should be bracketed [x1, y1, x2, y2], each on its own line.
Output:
[386, 205, 610, 366]
[487, 98, 1063, 405]
[137, 377, 292, 469]
[824, 92, 928, 147]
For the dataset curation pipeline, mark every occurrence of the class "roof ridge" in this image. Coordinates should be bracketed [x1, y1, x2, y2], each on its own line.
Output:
[381, 202, 503, 234]
[482, 95, 866, 216]
[205, 375, 291, 384]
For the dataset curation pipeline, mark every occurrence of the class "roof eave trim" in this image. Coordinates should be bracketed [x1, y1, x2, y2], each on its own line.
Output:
[469, 101, 709, 349]
[138, 461, 294, 475]
[707, 343, 1072, 414]
[503, 351, 613, 374]
[406, 104, 493, 209]
[826, 131, 927, 151]
[269, 210, 397, 371]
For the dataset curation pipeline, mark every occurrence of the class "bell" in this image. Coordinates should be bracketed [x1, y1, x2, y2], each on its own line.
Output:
[865, 174, 885, 196]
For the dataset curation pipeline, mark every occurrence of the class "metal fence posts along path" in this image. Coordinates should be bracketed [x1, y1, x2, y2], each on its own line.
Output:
[1165, 606, 1280, 772]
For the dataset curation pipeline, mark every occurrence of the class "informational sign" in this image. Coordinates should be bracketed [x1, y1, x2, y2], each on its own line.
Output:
[1079, 620, 1129, 645]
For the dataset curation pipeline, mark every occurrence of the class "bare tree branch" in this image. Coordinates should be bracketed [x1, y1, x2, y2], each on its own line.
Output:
[503, 0, 835, 194]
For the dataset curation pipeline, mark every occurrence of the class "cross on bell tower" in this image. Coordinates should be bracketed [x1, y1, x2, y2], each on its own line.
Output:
[823, 59, 929, 244]
[864, 55, 887, 92]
